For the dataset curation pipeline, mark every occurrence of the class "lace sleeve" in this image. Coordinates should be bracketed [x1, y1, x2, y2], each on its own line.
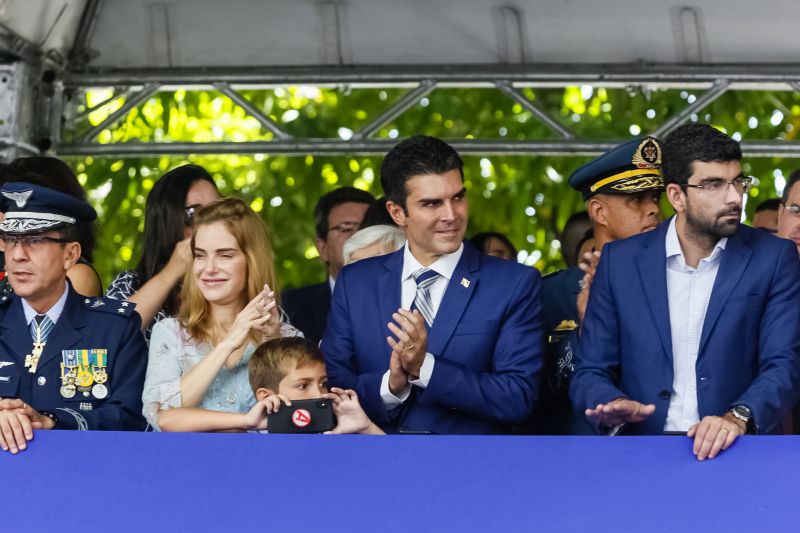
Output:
[105, 271, 141, 301]
[142, 318, 185, 430]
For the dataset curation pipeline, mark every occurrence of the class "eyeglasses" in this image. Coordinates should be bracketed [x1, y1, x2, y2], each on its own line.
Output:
[782, 204, 800, 218]
[328, 221, 360, 235]
[2, 235, 70, 250]
[184, 204, 202, 226]
[683, 175, 754, 195]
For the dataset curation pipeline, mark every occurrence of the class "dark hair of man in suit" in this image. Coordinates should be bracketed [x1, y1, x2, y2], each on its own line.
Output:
[662, 123, 742, 187]
[313, 186, 374, 240]
[380, 135, 464, 213]
[755, 198, 781, 213]
[781, 169, 800, 204]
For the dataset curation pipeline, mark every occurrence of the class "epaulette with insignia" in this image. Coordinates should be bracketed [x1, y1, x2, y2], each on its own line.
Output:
[0, 292, 11, 305]
[83, 297, 136, 317]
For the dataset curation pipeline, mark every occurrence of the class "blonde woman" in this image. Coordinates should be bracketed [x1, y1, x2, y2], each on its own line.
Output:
[142, 198, 300, 431]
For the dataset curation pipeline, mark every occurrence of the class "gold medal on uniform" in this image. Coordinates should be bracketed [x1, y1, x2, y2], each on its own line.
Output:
[59, 362, 76, 399]
[92, 349, 108, 385]
[60, 351, 79, 399]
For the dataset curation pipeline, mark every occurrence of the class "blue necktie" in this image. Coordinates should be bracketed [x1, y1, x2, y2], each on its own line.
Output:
[411, 268, 441, 327]
[30, 314, 54, 343]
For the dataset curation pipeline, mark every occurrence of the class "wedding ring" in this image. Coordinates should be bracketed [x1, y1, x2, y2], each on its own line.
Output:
[406, 343, 415, 351]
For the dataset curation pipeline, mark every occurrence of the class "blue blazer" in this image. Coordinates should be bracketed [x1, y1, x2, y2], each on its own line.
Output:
[322, 243, 544, 434]
[0, 285, 147, 431]
[570, 219, 800, 435]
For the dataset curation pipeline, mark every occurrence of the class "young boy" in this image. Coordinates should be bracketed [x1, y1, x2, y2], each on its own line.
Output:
[157, 337, 383, 434]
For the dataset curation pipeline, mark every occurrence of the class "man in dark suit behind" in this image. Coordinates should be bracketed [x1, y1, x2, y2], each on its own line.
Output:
[571, 124, 800, 460]
[323, 136, 543, 435]
[282, 187, 373, 343]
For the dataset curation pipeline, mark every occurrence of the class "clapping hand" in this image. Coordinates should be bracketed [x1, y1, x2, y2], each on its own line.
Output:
[225, 284, 279, 350]
[386, 308, 428, 379]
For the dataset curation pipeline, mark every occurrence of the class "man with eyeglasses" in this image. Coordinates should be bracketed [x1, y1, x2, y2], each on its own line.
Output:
[0, 182, 147, 454]
[777, 169, 800, 254]
[571, 124, 800, 460]
[282, 186, 374, 344]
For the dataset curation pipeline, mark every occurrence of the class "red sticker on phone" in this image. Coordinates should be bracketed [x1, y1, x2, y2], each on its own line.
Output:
[292, 409, 311, 427]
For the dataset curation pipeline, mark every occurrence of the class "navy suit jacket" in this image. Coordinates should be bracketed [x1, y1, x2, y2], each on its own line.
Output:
[282, 281, 331, 344]
[570, 219, 800, 435]
[0, 285, 147, 431]
[322, 243, 544, 435]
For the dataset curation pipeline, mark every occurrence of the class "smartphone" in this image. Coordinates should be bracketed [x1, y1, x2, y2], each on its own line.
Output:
[268, 398, 336, 434]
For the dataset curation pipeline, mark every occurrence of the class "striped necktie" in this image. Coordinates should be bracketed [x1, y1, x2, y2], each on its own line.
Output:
[30, 314, 55, 343]
[411, 268, 441, 327]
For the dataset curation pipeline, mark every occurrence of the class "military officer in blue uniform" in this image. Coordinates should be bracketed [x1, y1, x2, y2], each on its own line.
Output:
[531, 137, 665, 434]
[0, 182, 147, 453]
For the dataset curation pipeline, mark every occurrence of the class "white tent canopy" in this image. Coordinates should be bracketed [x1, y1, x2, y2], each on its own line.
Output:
[0, 0, 799, 158]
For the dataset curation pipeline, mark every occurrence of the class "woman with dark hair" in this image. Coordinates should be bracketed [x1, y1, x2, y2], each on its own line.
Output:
[469, 231, 518, 261]
[106, 164, 220, 335]
[0, 156, 102, 296]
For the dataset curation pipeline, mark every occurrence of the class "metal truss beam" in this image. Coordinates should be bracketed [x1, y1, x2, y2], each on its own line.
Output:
[55, 139, 800, 158]
[80, 82, 160, 142]
[653, 79, 730, 137]
[68, 0, 105, 71]
[495, 81, 572, 139]
[213, 82, 291, 139]
[353, 80, 435, 139]
[63, 63, 800, 88]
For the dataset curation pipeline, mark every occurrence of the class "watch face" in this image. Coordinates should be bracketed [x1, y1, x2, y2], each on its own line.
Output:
[734, 405, 751, 419]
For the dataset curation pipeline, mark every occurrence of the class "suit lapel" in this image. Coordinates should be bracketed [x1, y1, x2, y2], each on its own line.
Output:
[378, 249, 404, 339]
[698, 229, 752, 355]
[427, 245, 478, 356]
[0, 297, 35, 364]
[635, 222, 673, 363]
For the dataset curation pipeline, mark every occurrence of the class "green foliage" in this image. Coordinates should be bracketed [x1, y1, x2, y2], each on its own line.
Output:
[64, 85, 800, 290]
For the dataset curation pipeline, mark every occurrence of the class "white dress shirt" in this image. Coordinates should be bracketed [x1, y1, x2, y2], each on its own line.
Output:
[21, 281, 69, 328]
[380, 243, 464, 409]
[663, 217, 726, 432]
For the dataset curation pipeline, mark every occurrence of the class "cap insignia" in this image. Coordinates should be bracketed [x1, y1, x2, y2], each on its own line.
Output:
[632, 138, 661, 169]
[2, 190, 33, 209]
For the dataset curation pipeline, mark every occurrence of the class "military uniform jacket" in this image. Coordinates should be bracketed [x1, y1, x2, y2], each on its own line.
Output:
[0, 285, 147, 431]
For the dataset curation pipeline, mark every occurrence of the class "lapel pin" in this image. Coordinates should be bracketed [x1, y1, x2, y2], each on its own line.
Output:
[461, 277, 470, 288]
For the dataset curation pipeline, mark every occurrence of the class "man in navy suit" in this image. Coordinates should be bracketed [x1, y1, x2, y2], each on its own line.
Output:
[571, 124, 800, 460]
[0, 182, 147, 454]
[282, 187, 373, 343]
[323, 136, 543, 434]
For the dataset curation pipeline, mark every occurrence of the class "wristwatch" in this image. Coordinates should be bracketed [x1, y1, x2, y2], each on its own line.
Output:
[729, 405, 754, 433]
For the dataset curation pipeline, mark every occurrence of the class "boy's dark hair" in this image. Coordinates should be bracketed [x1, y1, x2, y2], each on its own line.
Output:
[662, 124, 742, 187]
[249, 337, 325, 392]
[380, 136, 463, 210]
[313, 186, 374, 240]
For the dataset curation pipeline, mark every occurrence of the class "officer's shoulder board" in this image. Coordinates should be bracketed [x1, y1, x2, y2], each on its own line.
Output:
[0, 293, 11, 306]
[82, 297, 136, 317]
